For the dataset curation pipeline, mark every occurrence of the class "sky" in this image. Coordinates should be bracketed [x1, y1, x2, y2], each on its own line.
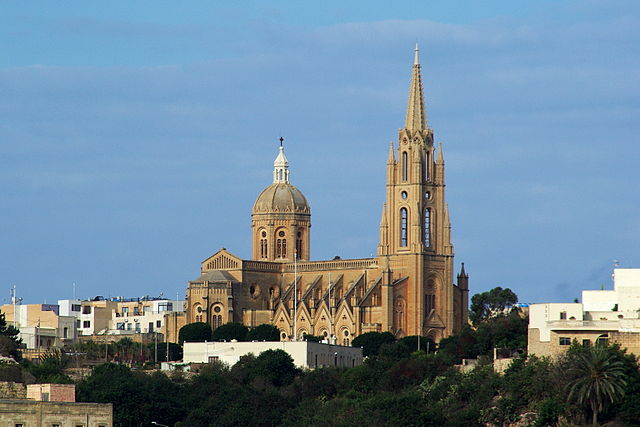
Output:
[1, 1, 639, 305]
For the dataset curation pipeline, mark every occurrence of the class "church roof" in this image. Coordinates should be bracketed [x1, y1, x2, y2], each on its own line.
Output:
[190, 269, 238, 283]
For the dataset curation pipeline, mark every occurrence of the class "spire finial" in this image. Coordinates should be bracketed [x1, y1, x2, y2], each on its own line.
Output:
[404, 45, 427, 131]
[279, 136, 284, 147]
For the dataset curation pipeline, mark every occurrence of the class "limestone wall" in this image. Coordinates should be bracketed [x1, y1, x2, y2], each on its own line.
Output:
[0, 381, 26, 399]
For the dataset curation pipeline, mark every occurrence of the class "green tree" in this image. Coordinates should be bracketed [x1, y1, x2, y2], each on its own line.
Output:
[178, 322, 212, 344]
[398, 335, 436, 353]
[212, 322, 248, 342]
[77, 363, 185, 426]
[154, 341, 183, 362]
[28, 349, 72, 383]
[302, 334, 322, 342]
[566, 345, 627, 426]
[236, 349, 298, 387]
[0, 310, 21, 357]
[469, 287, 518, 325]
[351, 331, 396, 357]
[246, 324, 280, 341]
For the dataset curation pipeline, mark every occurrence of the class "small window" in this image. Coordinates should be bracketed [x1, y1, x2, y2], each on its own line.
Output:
[582, 339, 590, 346]
[116, 322, 125, 330]
[76, 319, 81, 328]
[560, 311, 567, 320]
[42, 392, 50, 401]
[424, 208, 431, 247]
[83, 321, 91, 328]
[71, 304, 81, 312]
[63, 327, 68, 338]
[16, 424, 24, 427]
[402, 151, 408, 181]
[82, 306, 91, 314]
[559, 337, 571, 346]
[52, 424, 60, 427]
[156, 320, 161, 328]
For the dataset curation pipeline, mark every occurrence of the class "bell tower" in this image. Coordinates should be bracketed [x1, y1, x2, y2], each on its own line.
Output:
[378, 45, 459, 338]
[378, 45, 452, 257]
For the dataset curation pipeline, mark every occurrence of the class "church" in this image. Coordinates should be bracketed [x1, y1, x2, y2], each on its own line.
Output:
[184, 47, 469, 344]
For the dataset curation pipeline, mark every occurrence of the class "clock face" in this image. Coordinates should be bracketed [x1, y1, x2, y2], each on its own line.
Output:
[401, 191, 408, 199]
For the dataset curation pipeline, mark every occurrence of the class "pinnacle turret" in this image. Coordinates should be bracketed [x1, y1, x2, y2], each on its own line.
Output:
[436, 141, 444, 164]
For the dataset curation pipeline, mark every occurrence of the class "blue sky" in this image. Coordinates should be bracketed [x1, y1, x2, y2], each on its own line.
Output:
[1, 1, 639, 305]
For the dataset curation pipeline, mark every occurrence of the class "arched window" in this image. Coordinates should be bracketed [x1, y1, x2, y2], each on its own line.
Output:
[296, 231, 303, 257]
[402, 152, 408, 181]
[400, 208, 408, 247]
[276, 230, 287, 258]
[212, 314, 223, 330]
[276, 238, 287, 257]
[424, 208, 431, 247]
[424, 151, 429, 181]
[394, 297, 405, 331]
[260, 239, 267, 258]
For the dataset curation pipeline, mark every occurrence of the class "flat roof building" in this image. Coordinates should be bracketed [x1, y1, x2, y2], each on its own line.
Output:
[184, 340, 363, 369]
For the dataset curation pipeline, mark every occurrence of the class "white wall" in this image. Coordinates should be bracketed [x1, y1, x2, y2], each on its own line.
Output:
[528, 303, 583, 341]
[582, 290, 616, 312]
[183, 341, 363, 369]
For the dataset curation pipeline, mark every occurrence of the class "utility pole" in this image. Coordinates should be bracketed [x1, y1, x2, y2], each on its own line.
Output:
[293, 251, 297, 341]
[329, 273, 333, 343]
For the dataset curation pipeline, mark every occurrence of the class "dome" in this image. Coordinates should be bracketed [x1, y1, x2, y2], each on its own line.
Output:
[252, 183, 310, 214]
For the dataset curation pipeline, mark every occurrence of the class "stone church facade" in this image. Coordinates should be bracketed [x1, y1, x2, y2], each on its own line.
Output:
[185, 48, 469, 343]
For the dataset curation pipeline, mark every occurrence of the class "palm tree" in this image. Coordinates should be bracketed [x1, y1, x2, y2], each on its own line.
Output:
[566, 345, 627, 426]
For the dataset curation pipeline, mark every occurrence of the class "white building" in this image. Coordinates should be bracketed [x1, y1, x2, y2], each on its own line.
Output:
[0, 303, 77, 352]
[58, 297, 184, 338]
[529, 268, 640, 357]
[183, 341, 364, 369]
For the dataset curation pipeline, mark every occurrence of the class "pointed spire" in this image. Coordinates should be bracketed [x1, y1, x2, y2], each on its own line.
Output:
[387, 141, 395, 164]
[436, 141, 444, 164]
[380, 203, 387, 226]
[405, 44, 427, 131]
[459, 262, 467, 278]
[273, 137, 290, 183]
